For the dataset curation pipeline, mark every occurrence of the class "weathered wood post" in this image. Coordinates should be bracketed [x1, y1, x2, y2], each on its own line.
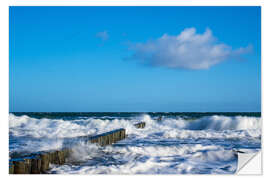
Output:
[31, 157, 41, 174]
[9, 163, 14, 174]
[40, 153, 50, 173]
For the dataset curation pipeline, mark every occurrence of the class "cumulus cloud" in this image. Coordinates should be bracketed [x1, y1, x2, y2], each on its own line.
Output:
[96, 31, 109, 41]
[127, 28, 252, 70]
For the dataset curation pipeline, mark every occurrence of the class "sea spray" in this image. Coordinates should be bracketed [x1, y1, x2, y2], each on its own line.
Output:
[9, 112, 261, 174]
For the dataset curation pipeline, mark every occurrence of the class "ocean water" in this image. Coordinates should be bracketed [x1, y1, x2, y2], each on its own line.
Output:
[9, 112, 261, 174]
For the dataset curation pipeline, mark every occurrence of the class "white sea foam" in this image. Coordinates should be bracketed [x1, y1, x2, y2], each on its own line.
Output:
[9, 113, 261, 139]
[185, 115, 261, 130]
[9, 113, 261, 174]
[18, 139, 64, 153]
[50, 143, 237, 174]
[9, 113, 131, 138]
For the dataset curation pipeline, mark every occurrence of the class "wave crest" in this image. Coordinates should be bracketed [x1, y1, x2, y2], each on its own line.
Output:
[9, 113, 261, 139]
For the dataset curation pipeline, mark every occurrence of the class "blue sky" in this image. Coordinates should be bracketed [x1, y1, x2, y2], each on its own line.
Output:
[9, 6, 261, 112]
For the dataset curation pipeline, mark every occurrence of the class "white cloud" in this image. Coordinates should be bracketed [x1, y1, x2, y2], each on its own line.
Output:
[96, 31, 109, 41]
[127, 28, 252, 70]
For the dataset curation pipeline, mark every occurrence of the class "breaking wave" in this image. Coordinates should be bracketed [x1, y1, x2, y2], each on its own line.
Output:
[9, 113, 261, 139]
[50, 143, 237, 174]
[9, 113, 261, 174]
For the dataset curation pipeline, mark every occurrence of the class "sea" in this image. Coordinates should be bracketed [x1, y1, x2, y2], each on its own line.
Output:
[9, 112, 261, 174]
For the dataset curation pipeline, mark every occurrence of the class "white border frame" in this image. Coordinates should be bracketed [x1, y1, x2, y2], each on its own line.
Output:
[1, 0, 268, 180]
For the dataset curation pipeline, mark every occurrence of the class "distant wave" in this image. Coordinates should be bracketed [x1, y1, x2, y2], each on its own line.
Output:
[162, 115, 261, 130]
[9, 113, 261, 139]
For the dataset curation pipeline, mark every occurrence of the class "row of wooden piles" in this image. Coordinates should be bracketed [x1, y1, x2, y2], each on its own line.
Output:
[9, 122, 146, 174]
[9, 149, 71, 174]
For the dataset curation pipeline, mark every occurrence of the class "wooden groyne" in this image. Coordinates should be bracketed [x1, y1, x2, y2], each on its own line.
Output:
[9, 148, 71, 174]
[9, 122, 145, 174]
[9, 128, 125, 174]
[89, 128, 126, 146]
[134, 122, 146, 128]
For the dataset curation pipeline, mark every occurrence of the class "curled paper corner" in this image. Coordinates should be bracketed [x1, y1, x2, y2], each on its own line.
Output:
[234, 150, 262, 175]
